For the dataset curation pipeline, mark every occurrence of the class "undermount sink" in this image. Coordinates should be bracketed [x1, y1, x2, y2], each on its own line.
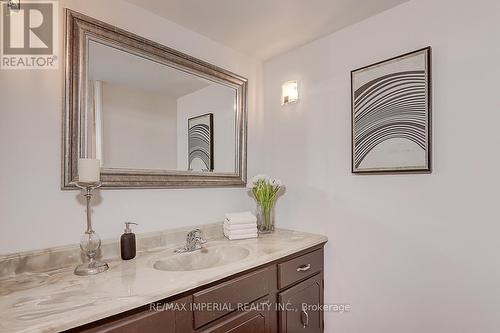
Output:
[153, 245, 250, 272]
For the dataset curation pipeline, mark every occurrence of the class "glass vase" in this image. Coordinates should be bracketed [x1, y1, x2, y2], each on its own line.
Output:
[256, 201, 275, 234]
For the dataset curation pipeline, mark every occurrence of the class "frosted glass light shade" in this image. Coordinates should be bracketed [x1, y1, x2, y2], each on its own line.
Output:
[281, 80, 298, 105]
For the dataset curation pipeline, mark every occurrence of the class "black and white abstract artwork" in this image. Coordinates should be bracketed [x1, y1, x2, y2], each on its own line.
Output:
[188, 113, 214, 171]
[351, 47, 431, 173]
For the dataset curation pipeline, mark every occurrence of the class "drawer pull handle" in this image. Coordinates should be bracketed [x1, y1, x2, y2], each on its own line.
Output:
[297, 264, 311, 272]
[301, 309, 309, 328]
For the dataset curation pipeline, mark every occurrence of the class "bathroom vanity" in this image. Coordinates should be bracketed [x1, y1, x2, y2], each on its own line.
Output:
[70, 245, 324, 333]
[0, 226, 327, 333]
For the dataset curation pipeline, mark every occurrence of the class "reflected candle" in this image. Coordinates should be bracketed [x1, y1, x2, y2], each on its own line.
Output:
[78, 158, 101, 183]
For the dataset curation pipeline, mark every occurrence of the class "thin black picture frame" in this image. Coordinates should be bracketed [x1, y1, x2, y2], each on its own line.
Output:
[350, 46, 432, 174]
[188, 113, 214, 171]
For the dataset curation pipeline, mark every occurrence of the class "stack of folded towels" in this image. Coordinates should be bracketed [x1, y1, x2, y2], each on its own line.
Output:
[223, 211, 258, 240]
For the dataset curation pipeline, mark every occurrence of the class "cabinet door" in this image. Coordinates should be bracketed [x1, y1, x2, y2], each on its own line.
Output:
[279, 274, 323, 333]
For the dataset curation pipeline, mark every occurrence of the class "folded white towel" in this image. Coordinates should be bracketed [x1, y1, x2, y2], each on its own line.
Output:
[224, 232, 258, 240]
[224, 226, 257, 235]
[225, 211, 257, 224]
[223, 219, 256, 231]
[225, 211, 255, 220]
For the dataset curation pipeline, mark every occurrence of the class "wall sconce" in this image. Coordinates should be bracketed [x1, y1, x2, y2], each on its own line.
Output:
[281, 80, 298, 105]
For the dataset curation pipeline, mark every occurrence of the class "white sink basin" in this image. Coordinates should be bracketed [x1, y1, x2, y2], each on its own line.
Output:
[153, 245, 250, 271]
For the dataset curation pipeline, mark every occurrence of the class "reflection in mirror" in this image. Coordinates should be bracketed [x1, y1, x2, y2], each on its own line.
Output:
[85, 40, 237, 173]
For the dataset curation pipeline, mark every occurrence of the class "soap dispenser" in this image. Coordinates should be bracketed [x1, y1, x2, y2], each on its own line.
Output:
[121, 222, 138, 260]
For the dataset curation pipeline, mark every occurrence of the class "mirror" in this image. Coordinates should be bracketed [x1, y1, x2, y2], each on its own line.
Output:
[63, 10, 247, 188]
[87, 40, 237, 173]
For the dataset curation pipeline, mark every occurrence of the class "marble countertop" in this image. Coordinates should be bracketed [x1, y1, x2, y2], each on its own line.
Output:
[0, 226, 327, 333]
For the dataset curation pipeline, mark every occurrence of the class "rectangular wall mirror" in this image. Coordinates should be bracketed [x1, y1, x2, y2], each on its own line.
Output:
[62, 10, 247, 189]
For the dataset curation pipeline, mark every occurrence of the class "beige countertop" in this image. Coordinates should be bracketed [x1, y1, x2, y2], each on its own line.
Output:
[0, 225, 327, 333]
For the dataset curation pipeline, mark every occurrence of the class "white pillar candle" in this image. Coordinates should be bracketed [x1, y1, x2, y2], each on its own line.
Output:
[78, 158, 101, 183]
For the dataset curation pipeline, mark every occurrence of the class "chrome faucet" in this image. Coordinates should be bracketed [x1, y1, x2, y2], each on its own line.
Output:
[175, 229, 206, 253]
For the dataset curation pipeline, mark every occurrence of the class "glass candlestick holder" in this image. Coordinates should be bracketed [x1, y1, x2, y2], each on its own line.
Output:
[73, 181, 109, 276]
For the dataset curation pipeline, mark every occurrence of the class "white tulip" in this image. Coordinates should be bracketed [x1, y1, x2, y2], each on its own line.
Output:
[248, 174, 267, 189]
[270, 178, 282, 188]
[253, 174, 267, 183]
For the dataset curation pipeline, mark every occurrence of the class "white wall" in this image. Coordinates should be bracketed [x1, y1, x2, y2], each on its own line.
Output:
[101, 82, 178, 170]
[261, 0, 500, 332]
[176, 85, 236, 172]
[0, 0, 262, 254]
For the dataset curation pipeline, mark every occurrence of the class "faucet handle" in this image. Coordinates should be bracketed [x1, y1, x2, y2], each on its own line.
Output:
[187, 228, 203, 239]
[188, 229, 206, 246]
[176, 229, 206, 253]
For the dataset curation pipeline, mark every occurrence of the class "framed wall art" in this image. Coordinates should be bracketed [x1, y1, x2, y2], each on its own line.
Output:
[188, 113, 214, 171]
[351, 47, 432, 174]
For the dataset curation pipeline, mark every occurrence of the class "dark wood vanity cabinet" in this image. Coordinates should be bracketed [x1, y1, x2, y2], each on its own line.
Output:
[279, 274, 323, 333]
[277, 249, 324, 333]
[68, 245, 324, 333]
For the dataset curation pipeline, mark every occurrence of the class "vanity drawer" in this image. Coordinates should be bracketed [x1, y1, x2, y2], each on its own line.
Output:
[192, 267, 274, 329]
[278, 249, 323, 289]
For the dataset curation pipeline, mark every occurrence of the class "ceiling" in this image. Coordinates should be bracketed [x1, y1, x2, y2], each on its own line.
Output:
[124, 0, 409, 60]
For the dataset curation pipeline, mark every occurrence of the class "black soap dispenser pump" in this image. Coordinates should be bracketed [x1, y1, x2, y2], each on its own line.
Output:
[121, 222, 138, 260]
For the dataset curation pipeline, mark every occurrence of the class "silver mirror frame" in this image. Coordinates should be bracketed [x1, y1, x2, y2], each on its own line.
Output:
[62, 10, 247, 189]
